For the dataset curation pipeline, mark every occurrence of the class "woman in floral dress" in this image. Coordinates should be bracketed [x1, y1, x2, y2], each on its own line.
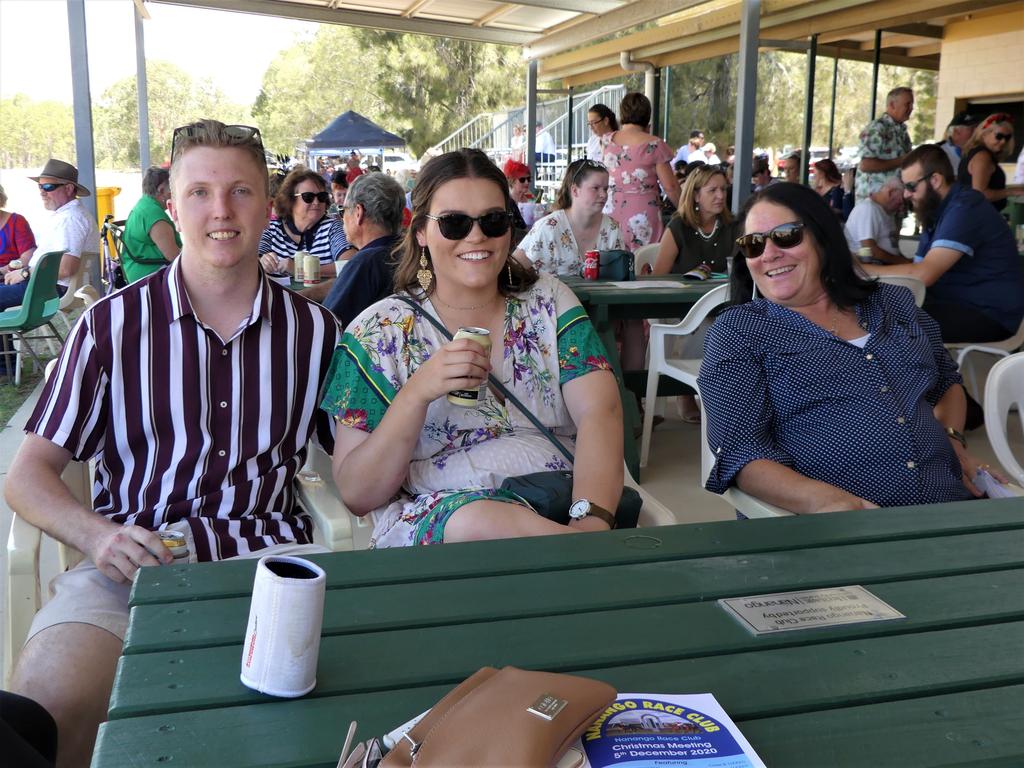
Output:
[601, 92, 681, 250]
[513, 158, 623, 276]
[320, 149, 625, 548]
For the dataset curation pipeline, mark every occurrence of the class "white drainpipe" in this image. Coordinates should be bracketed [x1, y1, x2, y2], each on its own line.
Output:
[619, 51, 657, 105]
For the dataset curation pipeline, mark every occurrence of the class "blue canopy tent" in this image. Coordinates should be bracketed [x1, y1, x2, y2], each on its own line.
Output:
[303, 110, 406, 169]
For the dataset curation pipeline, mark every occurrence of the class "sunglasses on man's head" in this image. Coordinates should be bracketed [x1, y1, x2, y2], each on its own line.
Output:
[170, 123, 264, 157]
[993, 132, 1013, 142]
[735, 222, 805, 259]
[425, 211, 512, 240]
[38, 182, 66, 192]
[294, 191, 329, 204]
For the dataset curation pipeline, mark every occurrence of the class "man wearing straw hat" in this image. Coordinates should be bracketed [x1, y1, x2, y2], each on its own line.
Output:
[6, 125, 338, 767]
[0, 159, 98, 311]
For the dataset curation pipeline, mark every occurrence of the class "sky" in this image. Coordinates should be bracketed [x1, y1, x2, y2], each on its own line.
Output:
[0, 0, 320, 105]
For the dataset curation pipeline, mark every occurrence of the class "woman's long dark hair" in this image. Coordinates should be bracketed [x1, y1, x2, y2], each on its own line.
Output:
[729, 182, 876, 308]
[393, 148, 538, 298]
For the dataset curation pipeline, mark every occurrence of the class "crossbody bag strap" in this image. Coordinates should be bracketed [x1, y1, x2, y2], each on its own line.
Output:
[396, 295, 575, 465]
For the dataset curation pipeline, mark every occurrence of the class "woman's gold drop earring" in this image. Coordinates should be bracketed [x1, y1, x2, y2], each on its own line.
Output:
[417, 247, 433, 292]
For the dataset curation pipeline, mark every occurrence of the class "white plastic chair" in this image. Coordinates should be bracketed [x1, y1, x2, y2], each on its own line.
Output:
[876, 275, 925, 307]
[697, 391, 792, 519]
[294, 443, 372, 552]
[53, 250, 97, 335]
[945, 317, 1024, 401]
[640, 284, 730, 468]
[632, 243, 660, 275]
[983, 352, 1024, 486]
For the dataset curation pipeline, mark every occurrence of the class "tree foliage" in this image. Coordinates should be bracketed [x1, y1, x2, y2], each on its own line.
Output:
[252, 26, 522, 157]
[93, 60, 249, 168]
[0, 94, 76, 167]
[663, 51, 937, 156]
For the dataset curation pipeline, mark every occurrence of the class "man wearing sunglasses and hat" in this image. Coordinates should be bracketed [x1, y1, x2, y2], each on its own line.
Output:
[6, 122, 340, 767]
[938, 111, 979, 172]
[0, 159, 98, 311]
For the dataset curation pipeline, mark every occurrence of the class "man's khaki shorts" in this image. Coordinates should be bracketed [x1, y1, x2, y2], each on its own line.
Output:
[26, 542, 329, 644]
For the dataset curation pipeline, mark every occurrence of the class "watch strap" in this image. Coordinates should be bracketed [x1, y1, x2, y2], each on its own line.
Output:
[945, 426, 967, 449]
[583, 503, 616, 529]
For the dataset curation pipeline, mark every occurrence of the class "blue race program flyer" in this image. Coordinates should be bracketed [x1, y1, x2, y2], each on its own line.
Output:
[579, 693, 766, 768]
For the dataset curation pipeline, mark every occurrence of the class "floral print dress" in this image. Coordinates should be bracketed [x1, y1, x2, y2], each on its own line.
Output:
[319, 274, 611, 548]
[517, 209, 624, 276]
[600, 133, 673, 249]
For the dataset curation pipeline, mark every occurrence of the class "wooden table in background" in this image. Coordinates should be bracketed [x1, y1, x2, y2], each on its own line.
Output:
[93, 499, 1024, 767]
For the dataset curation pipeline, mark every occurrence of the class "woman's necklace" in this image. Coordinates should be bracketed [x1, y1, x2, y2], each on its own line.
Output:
[433, 293, 499, 312]
[694, 218, 720, 242]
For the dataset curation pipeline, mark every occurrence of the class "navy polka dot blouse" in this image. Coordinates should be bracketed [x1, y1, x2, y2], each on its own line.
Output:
[698, 283, 972, 507]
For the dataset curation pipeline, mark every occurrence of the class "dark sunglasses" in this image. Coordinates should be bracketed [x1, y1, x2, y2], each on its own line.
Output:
[902, 172, 934, 193]
[38, 182, 67, 192]
[993, 132, 1013, 141]
[295, 191, 330, 204]
[171, 123, 264, 157]
[570, 159, 607, 187]
[736, 222, 805, 259]
[425, 211, 512, 240]
[514, 176, 532, 185]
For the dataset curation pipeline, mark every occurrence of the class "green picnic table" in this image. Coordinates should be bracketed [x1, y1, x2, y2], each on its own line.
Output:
[563, 275, 727, 479]
[93, 498, 1024, 767]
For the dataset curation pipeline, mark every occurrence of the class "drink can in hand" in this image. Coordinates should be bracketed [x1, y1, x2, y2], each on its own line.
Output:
[447, 327, 491, 407]
[582, 250, 600, 280]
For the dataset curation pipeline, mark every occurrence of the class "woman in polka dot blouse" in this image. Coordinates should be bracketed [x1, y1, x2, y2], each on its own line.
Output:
[698, 183, 1001, 514]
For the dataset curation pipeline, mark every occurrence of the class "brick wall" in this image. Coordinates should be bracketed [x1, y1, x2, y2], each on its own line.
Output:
[934, 6, 1024, 140]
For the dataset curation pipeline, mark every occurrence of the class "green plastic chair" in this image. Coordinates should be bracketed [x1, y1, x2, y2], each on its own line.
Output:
[0, 250, 65, 385]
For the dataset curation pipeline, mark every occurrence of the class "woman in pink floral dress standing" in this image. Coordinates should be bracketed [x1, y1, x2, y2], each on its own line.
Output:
[601, 92, 681, 250]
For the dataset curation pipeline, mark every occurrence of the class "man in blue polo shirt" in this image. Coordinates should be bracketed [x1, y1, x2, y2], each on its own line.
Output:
[864, 144, 1023, 343]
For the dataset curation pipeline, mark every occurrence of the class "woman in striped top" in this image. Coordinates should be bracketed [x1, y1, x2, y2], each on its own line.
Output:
[258, 167, 352, 276]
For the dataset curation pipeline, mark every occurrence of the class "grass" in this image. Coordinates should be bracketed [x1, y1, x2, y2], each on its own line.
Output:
[0, 350, 55, 429]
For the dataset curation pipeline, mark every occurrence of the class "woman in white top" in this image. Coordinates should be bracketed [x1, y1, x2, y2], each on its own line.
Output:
[585, 105, 618, 162]
[514, 159, 623, 276]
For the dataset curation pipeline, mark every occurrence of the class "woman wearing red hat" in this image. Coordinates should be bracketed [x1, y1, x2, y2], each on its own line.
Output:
[502, 158, 532, 235]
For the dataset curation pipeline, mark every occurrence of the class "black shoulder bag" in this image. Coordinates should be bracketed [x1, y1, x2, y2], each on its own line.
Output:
[397, 296, 641, 528]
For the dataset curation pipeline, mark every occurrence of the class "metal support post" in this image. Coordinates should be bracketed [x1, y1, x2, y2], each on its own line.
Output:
[134, 3, 151, 169]
[800, 34, 817, 186]
[526, 60, 538, 178]
[67, 0, 99, 285]
[567, 86, 575, 162]
[870, 29, 882, 120]
[651, 68, 662, 136]
[662, 66, 672, 139]
[732, 0, 760, 213]
[827, 55, 838, 158]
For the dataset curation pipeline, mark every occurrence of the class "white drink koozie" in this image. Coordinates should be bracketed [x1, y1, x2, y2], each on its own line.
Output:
[240, 555, 326, 698]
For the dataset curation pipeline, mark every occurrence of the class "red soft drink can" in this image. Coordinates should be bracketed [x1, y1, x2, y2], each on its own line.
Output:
[582, 250, 600, 280]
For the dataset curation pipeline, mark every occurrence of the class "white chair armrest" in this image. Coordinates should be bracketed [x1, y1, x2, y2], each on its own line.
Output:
[723, 487, 793, 518]
[624, 460, 677, 527]
[6, 513, 42, 686]
[296, 443, 373, 551]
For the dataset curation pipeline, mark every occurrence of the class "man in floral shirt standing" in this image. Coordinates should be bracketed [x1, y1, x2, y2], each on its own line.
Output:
[856, 87, 914, 203]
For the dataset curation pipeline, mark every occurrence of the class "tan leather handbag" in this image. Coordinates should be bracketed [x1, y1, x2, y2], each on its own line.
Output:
[381, 666, 616, 767]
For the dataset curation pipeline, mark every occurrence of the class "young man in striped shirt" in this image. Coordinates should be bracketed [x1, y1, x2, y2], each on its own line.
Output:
[5, 120, 341, 767]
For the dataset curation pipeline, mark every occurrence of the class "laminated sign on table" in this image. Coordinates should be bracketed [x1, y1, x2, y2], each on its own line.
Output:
[718, 585, 905, 635]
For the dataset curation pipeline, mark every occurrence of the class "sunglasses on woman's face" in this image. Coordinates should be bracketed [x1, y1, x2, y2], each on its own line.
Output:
[993, 132, 1013, 142]
[295, 191, 329, 204]
[425, 211, 512, 240]
[736, 222, 805, 259]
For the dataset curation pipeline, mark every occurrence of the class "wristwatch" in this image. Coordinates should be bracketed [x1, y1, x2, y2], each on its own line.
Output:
[20, 267, 30, 280]
[568, 499, 616, 529]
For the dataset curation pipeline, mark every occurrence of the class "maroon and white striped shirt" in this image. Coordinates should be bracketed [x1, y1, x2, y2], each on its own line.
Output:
[27, 258, 341, 561]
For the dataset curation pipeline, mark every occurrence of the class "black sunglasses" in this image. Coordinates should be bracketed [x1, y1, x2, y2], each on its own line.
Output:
[902, 172, 934, 193]
[736, 222, 805, 259]
[425, 211, 512, 240]
[171, 123, 264, 157]
[38, 182, 67, 192]
[993, 132, 1013, 141]
[570, 159, 607, 187]
[295, 191, 330, 204]
[514, 176, 532, 185]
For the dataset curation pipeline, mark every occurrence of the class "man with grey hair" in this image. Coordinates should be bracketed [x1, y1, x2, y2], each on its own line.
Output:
[844, 176, 906, 264]
[856, 86, 914, 202]
[322, 171, 405, 327]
